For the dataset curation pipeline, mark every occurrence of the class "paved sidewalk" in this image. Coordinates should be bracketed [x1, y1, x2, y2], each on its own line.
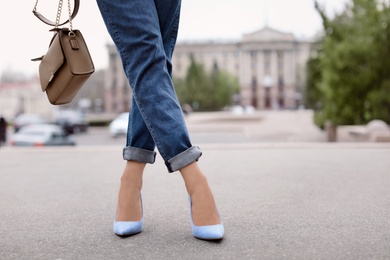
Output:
[1, 143, 390, 259]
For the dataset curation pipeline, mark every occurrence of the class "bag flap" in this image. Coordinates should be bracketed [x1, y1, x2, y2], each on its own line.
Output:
[59, 29, 95, 75]
[39, 33, 64, 91]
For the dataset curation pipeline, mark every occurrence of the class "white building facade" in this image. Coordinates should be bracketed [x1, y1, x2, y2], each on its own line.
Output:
[172, 27, 312, 110]
[103, 45, 132, 114]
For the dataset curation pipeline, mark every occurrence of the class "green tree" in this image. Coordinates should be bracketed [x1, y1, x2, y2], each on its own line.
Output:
[304, 53, 323, 111]
[306, 0, 390, 132]
[174, 57, 239, 111]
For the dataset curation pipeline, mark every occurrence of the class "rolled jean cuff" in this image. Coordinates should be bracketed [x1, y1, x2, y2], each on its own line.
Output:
[165, 146, 202, 173]
[123, 146, 156, 164]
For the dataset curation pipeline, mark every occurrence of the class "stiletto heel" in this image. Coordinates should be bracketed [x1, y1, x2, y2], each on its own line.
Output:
[113, 195, 143, 237]
[188, 196, 224, 240]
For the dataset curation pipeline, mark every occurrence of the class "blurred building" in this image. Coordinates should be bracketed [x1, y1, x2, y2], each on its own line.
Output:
[173, 27, 312, 110]
[104, 45, 132, 114]
[61, 69, 106, 113]
[103, 27, 312, 112]
[0, 79, 54, 120]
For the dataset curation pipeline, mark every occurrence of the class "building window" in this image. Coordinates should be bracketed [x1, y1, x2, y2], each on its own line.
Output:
[250, 50, 257, 58]
[109, 52, 118, 74]
[277, 51, 284, 77]
[251, 76, 258, 108]
[250, 51, 257, 72]
[111, 79, 117, 97]
[265, 88, 271, 109]
[264, 50, 271, 75]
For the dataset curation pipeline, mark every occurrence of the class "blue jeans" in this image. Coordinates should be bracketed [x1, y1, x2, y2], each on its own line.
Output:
[97, 0, 201, 172]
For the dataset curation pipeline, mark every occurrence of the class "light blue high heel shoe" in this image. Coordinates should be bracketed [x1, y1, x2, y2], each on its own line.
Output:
[113, 195, 143, 237]
[188, 196, 224, 240]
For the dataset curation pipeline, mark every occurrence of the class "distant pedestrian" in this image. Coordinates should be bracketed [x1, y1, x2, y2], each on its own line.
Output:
[96, 0, 224, 240]
[0, 115, 7, 145]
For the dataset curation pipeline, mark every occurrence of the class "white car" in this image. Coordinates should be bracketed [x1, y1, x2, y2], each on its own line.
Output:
[9, 124, 76, 147]
[109, 112, 129, 137]
[13, 113, 46, 132]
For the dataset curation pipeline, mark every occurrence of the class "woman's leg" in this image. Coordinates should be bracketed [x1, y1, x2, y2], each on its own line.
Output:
[97, 0, 222, 229]
[152, 0, 222, 228]
[97, 0, 199, 172]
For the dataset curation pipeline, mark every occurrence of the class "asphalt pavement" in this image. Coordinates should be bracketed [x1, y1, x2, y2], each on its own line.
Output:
[1, 111, 390, 259]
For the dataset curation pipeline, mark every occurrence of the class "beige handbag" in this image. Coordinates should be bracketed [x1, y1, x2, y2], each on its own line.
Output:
[32, 0, 94, 105]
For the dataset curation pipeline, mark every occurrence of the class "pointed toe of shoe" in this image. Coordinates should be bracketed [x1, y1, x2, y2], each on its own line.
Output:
[188, 196, 224, 240]
[113, 220, 143, 236]
[192, 223, 224, 240]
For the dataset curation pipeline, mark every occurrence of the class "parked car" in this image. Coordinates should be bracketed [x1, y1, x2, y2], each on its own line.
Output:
[109, 112, 129, 137]
[54, 110, 88, 134]
[13, 113, 46, 132]
[9, 124, 76, 147]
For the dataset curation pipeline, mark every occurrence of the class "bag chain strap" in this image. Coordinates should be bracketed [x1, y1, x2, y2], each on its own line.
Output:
[34, 0, 73, 34]
[67, 0, 73, 32]
[32, 0, 79, 28]
[55, 0, 63, 28]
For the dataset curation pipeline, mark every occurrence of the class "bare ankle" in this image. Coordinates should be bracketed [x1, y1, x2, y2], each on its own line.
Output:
[179, 162, 209, 194]
[120, 160, 146, 187]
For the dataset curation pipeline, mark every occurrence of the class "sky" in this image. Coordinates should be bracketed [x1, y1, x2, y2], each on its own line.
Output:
[0, 0, 348, 78]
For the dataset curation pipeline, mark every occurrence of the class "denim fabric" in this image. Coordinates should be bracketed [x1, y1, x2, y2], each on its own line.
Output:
[97, 0, 202, 172]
